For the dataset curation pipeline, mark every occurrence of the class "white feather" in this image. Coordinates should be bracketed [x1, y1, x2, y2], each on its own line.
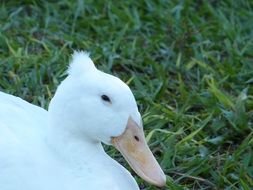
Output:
[68, 51, 96, 76]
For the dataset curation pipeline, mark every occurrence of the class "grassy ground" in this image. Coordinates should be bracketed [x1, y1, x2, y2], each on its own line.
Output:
[1, 0, 253, 189]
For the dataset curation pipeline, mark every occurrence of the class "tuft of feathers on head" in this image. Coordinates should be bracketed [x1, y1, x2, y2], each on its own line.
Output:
[68, 51, 96, 77]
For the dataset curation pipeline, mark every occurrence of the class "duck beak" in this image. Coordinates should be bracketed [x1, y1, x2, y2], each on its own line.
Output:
[111, 117, 166, 187]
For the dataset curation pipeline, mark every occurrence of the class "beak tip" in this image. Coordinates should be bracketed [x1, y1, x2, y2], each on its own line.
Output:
[147, 170, 166, 187]
[155, 173, 167, 187]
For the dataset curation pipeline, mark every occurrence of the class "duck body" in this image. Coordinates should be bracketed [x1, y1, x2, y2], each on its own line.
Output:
[0, 52, 166, 190]
[0, 91, 138, 190]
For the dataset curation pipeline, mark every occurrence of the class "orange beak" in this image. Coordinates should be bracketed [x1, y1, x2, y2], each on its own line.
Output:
[111, 117, 166, 187]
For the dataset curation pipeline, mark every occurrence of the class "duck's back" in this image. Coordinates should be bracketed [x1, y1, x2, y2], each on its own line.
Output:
[0, 91, 48, 144]
[0, 91, 49, 189]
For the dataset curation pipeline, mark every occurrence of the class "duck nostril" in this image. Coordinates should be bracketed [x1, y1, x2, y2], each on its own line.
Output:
[134, 135, 140, 142]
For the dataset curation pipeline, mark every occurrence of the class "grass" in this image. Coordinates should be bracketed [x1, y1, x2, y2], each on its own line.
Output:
[0, 0, 253, 189]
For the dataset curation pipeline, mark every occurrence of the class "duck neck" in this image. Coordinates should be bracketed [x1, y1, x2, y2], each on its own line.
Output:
[46, 126, 106, 167]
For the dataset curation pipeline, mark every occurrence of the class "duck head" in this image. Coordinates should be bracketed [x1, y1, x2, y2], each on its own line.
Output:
[48, 51, 166, 187]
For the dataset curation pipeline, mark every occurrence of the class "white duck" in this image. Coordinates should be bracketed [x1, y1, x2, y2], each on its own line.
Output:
[0, 52, 166, 190]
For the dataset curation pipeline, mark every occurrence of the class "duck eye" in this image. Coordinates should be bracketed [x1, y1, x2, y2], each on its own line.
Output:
[101, 95, 111, 103]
